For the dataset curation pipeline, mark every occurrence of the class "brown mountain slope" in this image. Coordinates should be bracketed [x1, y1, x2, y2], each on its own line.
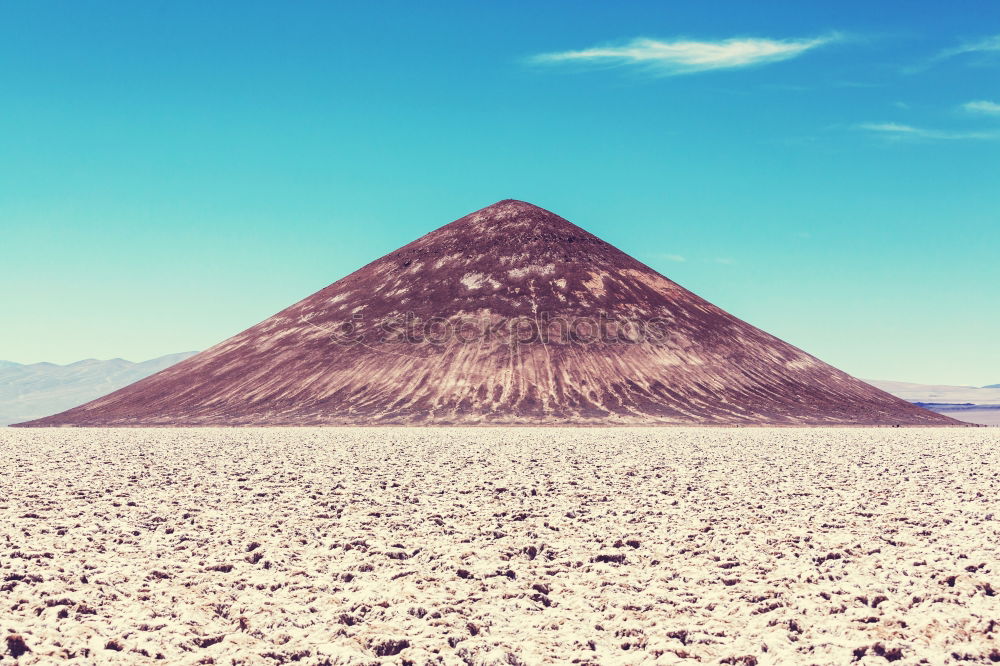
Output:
[16, 200, 957, 426]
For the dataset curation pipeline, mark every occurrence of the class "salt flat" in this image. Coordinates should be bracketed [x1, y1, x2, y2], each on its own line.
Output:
[1, 428, 997, 665]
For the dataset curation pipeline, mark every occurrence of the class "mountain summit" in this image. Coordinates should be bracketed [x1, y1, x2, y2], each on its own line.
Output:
[16, 200, 955, 426]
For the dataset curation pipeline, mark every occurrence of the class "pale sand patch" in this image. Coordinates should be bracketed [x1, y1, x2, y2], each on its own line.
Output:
[1, 428, 997, 664]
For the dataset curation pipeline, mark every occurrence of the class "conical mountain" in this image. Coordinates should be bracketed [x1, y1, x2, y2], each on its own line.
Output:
[16, 200, 956, 426]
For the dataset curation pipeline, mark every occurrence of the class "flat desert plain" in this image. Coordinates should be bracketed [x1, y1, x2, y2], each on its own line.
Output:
[1, 428, 997, 665]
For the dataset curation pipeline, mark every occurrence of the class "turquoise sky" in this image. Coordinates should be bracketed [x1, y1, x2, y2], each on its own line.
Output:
[2, 1, 998, 385]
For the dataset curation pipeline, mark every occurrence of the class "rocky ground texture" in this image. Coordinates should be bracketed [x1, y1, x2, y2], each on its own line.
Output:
[1, 427, 997, 665]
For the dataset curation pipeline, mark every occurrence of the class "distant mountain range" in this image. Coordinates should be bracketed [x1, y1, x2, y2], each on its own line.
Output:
[0, 353, 197, 426]
[0, 350, 994, 426]
[864, 380, 1000, 426]
[864, 379, 1000, 404]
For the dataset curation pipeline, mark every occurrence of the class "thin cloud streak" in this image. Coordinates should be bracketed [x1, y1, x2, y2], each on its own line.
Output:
[963, 100, 1000, 115]
[938, 34, 1000, 60]
[908, 33, 1000, 72]
[529, 34, 838, 76]
[858, 122, 998, 141]
[860, 122, 921, 134]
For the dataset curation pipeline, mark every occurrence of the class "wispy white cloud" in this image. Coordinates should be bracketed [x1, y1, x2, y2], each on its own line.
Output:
[833, 80, 881, 89]
[937, 34, 1000, 60]
[905, 34, 1000, 73]
[859, 122, 921, 134]
[858, 122, 998, 141]
[659, 253, 687, 263]
[963, 100, 1000, 115]
[529, 34, 838, 76]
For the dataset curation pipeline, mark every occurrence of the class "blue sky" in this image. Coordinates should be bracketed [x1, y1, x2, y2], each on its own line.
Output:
[2, 0, 998, 385]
